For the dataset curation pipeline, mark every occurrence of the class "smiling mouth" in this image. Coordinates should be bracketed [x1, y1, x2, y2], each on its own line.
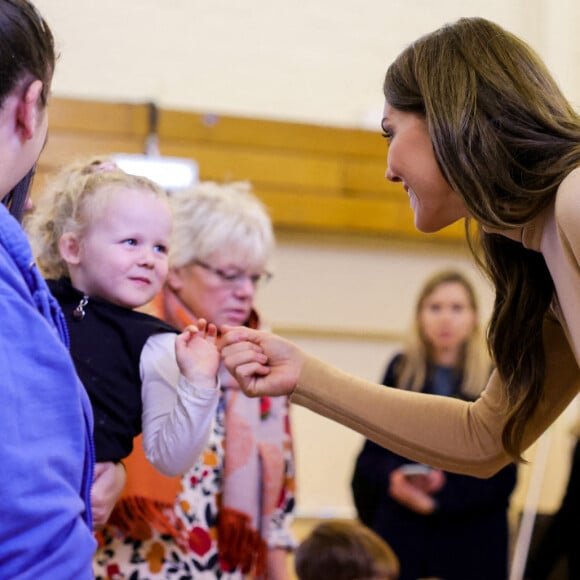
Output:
[130, 277, 150, 285]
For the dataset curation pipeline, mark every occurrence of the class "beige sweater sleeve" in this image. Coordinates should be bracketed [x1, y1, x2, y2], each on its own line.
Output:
[292, 316, 579, 477]
[292, 172, 580, 477]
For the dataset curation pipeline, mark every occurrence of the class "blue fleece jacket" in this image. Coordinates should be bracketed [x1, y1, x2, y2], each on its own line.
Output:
[0, 204, 96, 578]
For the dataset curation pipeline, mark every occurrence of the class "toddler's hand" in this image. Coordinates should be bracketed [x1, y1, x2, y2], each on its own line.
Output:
[175, 318, 220, 388]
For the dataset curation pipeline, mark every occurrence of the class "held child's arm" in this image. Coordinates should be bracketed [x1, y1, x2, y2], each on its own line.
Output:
[139, 331, 220, 477]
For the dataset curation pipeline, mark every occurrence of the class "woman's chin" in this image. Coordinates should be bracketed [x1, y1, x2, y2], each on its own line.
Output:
[414, 215, 455, 234]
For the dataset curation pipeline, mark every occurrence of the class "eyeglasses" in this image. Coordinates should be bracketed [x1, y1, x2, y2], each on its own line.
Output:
[194, 260, 273, 288]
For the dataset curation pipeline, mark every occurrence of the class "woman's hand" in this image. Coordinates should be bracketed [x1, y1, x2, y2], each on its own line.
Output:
[220, 326, 304, 397]
[91, 461, 126, 529]
[388, 467, 446, 515]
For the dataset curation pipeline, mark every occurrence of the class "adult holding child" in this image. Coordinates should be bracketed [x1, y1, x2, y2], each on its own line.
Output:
[352, 270, 516, 580]
[95, 182, 296, 580]
[0, 0, 96, 577]
[26, 158, 221, 529]
[221, 17, 580, 476]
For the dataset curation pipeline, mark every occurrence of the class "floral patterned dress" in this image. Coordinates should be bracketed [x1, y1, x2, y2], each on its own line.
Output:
[94, 390, 296, 580]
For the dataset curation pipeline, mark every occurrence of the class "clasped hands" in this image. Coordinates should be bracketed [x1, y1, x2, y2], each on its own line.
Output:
[91, 323, 298, 528]
[218, 324, 304, 398]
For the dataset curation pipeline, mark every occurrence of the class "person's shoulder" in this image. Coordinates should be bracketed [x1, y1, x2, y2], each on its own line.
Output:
[142, 329, 177, 355]
[387, 352, 406, 372]
[382, 352, 405, 387]
[0, 205, 34, 271]
[555, 167, 580, 230]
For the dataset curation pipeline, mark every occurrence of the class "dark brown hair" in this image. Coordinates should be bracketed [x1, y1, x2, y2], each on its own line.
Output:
[294, 520, 399, 580]
[383, 17, 580, 459]
[0, 0, 55, 106]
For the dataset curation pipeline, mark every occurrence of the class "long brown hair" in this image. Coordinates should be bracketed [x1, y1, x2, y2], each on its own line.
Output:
[383, 17, 580, 459]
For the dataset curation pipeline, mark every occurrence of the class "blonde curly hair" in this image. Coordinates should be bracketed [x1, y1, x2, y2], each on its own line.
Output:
[25, 156, 168, 279]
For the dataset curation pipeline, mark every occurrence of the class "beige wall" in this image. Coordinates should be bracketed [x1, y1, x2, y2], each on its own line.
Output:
[36, 0, 580, 128]
[33, 0, 580, 519]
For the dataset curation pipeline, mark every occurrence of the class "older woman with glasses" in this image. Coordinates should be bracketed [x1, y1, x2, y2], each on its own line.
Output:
[94, 182, 296, 580]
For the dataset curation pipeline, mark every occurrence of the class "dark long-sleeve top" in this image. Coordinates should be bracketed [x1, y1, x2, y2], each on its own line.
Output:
[352, 354, 517, 580]
[352, 354, 517, 526]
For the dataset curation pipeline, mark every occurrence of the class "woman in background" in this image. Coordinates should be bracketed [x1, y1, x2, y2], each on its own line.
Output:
[94, 182, 296, 580]
[352, 270, 516, 580]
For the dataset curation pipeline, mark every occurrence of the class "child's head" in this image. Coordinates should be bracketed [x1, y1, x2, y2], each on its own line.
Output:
[27, 157, 171, 309]
[294, 520, 399, 580]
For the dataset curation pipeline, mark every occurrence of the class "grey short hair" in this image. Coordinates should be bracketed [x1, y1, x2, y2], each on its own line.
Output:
[168, 181, 274, 268]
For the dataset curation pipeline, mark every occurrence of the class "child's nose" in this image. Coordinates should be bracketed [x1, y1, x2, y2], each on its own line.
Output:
[138, 248, 156, 267]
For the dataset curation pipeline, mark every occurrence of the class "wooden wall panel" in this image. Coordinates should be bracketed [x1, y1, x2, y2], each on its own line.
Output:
[161, 141, 344, 191]
[159, 110, 383, 157]
[31, 97, 467, 245]
[48, 98, 150, 136]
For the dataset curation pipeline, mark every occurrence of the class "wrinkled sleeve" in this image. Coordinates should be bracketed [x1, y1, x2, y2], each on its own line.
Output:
[140, 332, 219, 477]
[292, 316, 579, 477]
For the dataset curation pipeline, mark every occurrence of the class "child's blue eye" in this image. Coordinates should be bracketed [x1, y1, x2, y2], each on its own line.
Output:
[154, 244, 168, 254]
[123, 239, 137, 246]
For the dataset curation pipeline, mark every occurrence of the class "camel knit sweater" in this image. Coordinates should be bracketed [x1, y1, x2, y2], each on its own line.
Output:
[292, 168, 580, 477]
